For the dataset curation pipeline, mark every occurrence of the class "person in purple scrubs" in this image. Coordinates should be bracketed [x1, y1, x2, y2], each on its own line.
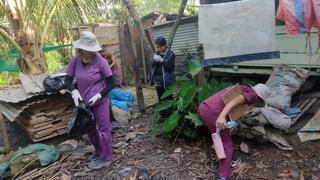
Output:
[65, 31, 115, 169]
[197, 83, 270, 180]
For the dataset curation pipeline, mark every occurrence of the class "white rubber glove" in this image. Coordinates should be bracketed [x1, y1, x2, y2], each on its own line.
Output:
[89, 93, 102, 105]
[71, 89, 82, 106]
[153, 54, 163, 63]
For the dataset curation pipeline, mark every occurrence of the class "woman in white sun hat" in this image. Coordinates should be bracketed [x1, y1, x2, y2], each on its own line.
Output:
[65, 31, 115, 169]
[197, 83, 270, 180]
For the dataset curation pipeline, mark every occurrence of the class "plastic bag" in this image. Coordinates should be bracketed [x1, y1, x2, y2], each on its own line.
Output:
[265, 65, 309, 109]
[112, 99, 129, 111]
[260, 106, 292, 130]
[66, 101, 95, 135]
[43, 73, 67, 93]
[110, 89, 134, 106]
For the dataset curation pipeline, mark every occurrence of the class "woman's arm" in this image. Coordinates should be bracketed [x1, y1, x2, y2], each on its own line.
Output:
[216, 95, 246, 129]
[109, 56, 117, 68]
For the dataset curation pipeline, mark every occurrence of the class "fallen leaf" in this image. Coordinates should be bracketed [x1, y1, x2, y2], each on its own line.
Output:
[61, 172, 72, 180]
[174, 147, 182, 153]
[234, 162, 252, 177]
[300, 170, 304, 180]
[129, 170, 137, 180]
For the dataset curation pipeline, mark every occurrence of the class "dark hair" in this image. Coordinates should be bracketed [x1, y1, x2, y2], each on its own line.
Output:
[155, 37, 167, 46]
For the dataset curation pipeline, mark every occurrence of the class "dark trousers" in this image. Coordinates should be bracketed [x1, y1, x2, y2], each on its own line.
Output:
[156, 86, 173, 118]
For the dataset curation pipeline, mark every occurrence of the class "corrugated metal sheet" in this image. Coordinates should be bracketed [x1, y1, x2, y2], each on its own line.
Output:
[151, 17, 200, 56]
[0, 99, 47, 122]
[19, 73, 46, 93]
[0, 85, 43, 103]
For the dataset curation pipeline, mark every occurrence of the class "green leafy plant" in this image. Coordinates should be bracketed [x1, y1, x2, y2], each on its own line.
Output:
[152, 57, 233, 139]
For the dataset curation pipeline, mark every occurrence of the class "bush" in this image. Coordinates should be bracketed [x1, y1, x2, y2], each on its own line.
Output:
[152, 57, 232, 139]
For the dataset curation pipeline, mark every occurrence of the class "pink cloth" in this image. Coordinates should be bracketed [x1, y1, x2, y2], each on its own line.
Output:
[197, 84, 258, 178]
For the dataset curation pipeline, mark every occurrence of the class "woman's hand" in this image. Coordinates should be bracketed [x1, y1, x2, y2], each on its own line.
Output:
[216, 115, 226, 129]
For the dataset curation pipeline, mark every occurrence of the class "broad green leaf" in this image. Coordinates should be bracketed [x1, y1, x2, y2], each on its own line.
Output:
[185, 112, 203, 127]
[198, 81, 213, 103]
[188, 58, 203, 77]
[154, 100, 174, 112]
[178, 80, 195, 98]
[182, 84, 197, 108]
[163, 112, 180, 133]
[161, 79, 183, 99]
[182, 127, 197, 138]
[177, 97, 184, 112]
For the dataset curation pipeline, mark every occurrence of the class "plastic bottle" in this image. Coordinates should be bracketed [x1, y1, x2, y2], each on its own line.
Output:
[226, 120, 238, 129]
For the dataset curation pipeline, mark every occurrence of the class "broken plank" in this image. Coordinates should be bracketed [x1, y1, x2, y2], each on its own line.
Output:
[292, 98, 317, 125]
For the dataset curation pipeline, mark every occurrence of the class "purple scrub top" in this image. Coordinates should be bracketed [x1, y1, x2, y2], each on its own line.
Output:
[66, 54, 113, 101]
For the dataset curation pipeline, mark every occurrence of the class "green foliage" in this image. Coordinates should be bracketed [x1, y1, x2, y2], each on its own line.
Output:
[0, 72, 19, 87]
[154, 100, 175, 112]
[185, 112, 203, 127]
[163, 112, 180, 133]
[44, 51, 64, 73]
[188, 58, 203, 77]
[160, 79, 183, 99]
[241, 78, 257, 86]
[152, 60, 233, 139]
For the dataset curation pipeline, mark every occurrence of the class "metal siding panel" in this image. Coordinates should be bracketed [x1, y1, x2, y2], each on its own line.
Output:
[153, 23, 200, 55]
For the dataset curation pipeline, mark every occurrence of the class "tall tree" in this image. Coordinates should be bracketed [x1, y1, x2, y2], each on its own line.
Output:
[0, 0, 102, 74]
[121, 0, 154, 80]
[168, 0, 188, 48]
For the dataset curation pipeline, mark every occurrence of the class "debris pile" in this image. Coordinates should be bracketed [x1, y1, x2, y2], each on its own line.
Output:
[16, 96, 73, 142]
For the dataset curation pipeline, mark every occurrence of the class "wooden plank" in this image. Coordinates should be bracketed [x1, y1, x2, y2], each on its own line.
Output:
[292, 98, 317, 125]
[119, 23, 128, 85]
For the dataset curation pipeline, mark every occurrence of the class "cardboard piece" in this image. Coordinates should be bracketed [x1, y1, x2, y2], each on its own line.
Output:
[221, 84, 249, 120]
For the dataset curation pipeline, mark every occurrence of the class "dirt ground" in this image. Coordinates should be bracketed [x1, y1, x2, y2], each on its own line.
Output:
[2, 107, 320, 180]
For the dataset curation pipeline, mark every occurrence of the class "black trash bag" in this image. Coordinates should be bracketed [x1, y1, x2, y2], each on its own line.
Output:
[43, 74, 67, 93]
[66, 100, 95, 135]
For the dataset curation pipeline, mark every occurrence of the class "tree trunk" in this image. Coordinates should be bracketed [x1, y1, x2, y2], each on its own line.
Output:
[5, 2, 47, 74]
[121, 0, 154, 82]
[127, 21, 145, 112]
[168, 0, 188, 48]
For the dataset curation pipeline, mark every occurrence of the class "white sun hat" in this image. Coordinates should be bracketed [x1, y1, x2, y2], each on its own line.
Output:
[72, 31, 102, 52]
[252, 83, 271, 101]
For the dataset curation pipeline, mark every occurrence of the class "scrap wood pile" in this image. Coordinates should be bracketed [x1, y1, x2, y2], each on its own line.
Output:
[16, 95, 73, 142]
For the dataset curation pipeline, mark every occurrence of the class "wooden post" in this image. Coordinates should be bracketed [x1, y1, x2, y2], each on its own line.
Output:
[141, 38, 147, 84]
[119, 24, 127, 85]
[127, 19, 145, 112]
[0, 112, 10, 153]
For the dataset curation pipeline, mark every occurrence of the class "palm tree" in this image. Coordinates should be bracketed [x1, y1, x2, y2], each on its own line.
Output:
[0, 0, 102, 74]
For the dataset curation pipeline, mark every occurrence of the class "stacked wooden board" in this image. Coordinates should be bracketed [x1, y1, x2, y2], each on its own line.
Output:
[16, 95, 74, 142]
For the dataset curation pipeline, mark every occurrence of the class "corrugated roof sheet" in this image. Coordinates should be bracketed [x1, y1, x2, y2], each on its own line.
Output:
[150, 16, 200, 56]
[19, 73, 46, 94]
[0, 85, 44, 103]
[0, 99, 47, 122]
